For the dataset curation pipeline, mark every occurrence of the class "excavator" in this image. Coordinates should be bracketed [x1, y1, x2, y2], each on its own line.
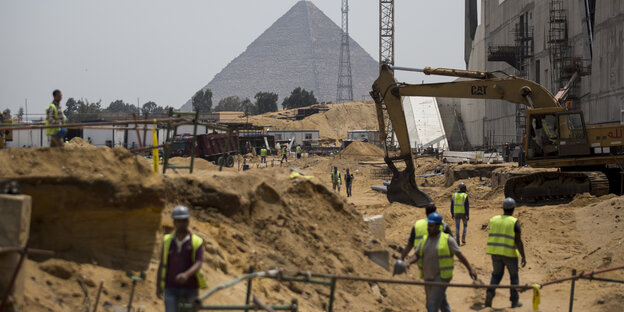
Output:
[370, 64, 624, 206]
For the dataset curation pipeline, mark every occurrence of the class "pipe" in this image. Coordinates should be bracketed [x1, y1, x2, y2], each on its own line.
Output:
[540, 264, 624, 287]
[0, 118, 183, 131]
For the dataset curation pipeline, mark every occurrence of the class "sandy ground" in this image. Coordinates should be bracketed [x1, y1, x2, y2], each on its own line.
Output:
[4, 142, 624, 311]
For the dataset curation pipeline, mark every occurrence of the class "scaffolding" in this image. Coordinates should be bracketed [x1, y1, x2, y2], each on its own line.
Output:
[548, 0, 571, 92]
[336, 0, 353, 103]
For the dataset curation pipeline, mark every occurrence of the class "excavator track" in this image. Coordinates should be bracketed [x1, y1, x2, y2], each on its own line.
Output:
[504, 171, 609, 204]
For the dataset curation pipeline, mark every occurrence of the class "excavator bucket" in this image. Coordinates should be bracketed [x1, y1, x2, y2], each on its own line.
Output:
[386, 163, 433, 207]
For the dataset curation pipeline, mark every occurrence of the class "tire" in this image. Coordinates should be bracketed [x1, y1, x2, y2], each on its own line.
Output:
[217, 156, 225, 166]
[226, 155, 235, 167]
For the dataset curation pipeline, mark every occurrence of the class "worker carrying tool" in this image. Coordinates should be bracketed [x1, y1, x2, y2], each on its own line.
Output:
[400, 204, 452, 262]
[451, 182, 469, 245]
[331, 166, 341, 192]
[485, 197, 526, 309]
[296, 144, 302, 159]
[157, 205, 207, 312]
[46, 89, 66, 147]
[406, 212, 477, 312]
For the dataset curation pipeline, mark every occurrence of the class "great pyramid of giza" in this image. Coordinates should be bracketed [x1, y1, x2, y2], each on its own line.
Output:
[180, 0, 378, 110]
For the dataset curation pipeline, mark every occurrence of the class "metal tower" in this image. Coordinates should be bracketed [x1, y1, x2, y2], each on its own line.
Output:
[337, 0, 353, 103]
[379, 0, 394, 67]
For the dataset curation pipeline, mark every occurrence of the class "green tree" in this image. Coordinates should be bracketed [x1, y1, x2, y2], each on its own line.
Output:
[105, 100, 137, 113]
[281, 87, 318, 109]
[192, 89, 212, 113]
[254, 92, 278, 115]
[17, 107, 24, 120]
[215, 96, 248, 112]
[1, 109, 10, 119]
[141, 101, 158, 115]
[63, 98, 102, 121]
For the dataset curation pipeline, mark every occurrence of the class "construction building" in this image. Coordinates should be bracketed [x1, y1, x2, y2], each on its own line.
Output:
[458, 0, 624, 148]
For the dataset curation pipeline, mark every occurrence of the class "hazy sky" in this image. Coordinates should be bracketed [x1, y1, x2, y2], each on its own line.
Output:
[0, 0, 467, 118]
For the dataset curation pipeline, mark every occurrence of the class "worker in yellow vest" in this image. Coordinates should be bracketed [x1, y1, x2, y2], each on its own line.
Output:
[260, 148, 267, 164]
[451, 182, 469, 245]
[331, 166, 341, 192]
[156, 205, 207, 312]
[280, 145, 288, 165]
[296, 144, 302, 159]
[485, 197, 526, 309]
[406, 212, 477, 312]
[45, 89, 66, 147]
[400, 205, 452, 262]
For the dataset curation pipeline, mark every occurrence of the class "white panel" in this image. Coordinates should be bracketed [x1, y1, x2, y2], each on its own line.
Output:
[403, 96, 449, 151]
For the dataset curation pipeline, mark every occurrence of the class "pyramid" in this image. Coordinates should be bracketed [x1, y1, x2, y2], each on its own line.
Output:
[181, 0, 378, 110]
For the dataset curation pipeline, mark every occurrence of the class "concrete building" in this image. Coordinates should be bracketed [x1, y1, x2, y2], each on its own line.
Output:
[461, 0, 624, 147]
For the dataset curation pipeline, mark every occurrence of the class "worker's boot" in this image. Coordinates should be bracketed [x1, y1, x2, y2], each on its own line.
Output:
[484, 294, 493, 308]
[511, 300, 523, 308]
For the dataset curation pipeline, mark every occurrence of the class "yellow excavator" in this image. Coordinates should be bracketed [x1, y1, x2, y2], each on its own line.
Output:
[370, 64, 624, 206]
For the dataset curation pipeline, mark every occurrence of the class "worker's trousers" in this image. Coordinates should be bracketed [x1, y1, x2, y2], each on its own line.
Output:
[487, 255, 519, 303]
[346, 182, 352, 197]
[164, 288, 199, 312]
[332, 181, 341, 192]
[425, 276, 451, 312]
[453, 214, 467, 243]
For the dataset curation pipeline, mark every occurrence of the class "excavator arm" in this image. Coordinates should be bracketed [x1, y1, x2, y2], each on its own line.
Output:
[370, 64, 561, 207]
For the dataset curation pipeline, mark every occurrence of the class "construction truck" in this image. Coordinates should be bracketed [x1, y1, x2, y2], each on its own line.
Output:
[171, 132, 239, 167]
[370, 64, 624, 205]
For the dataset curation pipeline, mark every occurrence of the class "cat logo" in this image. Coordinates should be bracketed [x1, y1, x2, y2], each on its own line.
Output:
[471, 85, 487, 96]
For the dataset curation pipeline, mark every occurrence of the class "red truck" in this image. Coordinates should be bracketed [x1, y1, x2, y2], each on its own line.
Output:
[170, 133, 240, 167]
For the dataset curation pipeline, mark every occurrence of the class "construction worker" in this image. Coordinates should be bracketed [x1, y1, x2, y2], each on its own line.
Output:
[296, 144, 302, 159]
[46, 89, 65, 147]
[280, 145, 288, 164]
[400, 205, 452, 262]
[260, 147, 267, 164]
[344, 169, 354, 197]
[406, 212, 477, 312]
[485, 197, 526, 308]
[451, 182, 469, 245]
[331, 166, 341, 192]
[157, 205, 207, 312]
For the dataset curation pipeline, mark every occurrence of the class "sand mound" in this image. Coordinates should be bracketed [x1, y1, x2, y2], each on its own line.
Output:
[168, 156, 220, 171]
[238, 101, 378, 144]
[0, 147, 164, 270]
[340, 141, 384, 159]
[159, 169, 417, 311]
[66, 137, 94, 148]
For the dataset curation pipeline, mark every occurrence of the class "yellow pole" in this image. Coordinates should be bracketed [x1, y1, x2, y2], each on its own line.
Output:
[152, 119, 159, 173]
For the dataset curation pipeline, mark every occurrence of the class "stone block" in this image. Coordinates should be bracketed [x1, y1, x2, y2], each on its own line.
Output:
[364, 215, 385, 241]
[0, 194, 32, 302]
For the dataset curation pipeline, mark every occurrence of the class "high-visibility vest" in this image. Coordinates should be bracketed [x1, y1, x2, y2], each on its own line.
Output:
[296, 146, 301, 153]
[486, 215, 519, 258]
[160, 234, 208, 291]
[260, 148, 267, 157]
[418, 232, 454, 279]
[452, 192, 468, 214]
[45, 103, 60, 135]
[413, 219, 445, 248]
[332, 171, 341, 183]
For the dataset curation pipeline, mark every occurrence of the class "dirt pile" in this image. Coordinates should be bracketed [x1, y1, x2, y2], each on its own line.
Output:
[167, 156, 220, 171]
[340, 141, 384, 159]
[238, 101, 378, 144]
[159, 169, 418, 311]
[0, 146, 164, 270]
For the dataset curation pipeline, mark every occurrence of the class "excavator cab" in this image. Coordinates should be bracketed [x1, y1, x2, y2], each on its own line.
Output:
[526, 109, 590, 159]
